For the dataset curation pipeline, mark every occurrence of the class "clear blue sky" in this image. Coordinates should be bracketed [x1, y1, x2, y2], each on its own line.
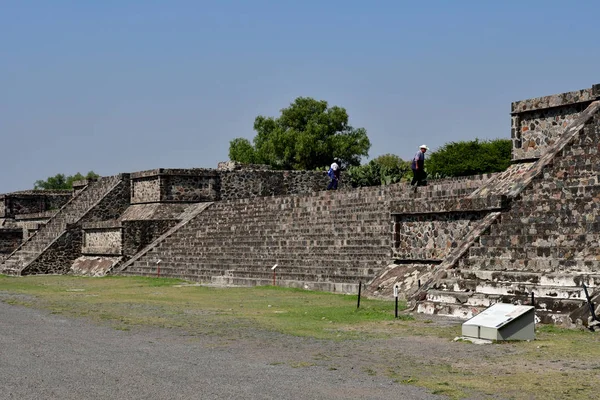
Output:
[1, 0, 599, 193]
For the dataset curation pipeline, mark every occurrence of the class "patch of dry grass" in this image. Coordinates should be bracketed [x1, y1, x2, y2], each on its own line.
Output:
[2, 275, 600, 399]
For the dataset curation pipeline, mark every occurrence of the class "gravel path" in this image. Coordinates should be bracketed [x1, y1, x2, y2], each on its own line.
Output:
[0, 302, 445, 400]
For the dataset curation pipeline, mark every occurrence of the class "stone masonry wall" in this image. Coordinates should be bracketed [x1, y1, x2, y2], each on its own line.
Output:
[122, 220, 178, 256]
[131, 168, 328, 204]
[83, 229, 121, 255]
[219, 170, 329, 200]
[511, 84, 600, 161]
[121, 173, 497, 288]
[393, 212, 487, 260]
[131, 169, 220, 204]
[131, 177, 161, 204]
[0, 229, 22, 254]
[22, 225, 83, 275]
[82, 221, 123, 255]
[83, 176, 132, 222]
[0, 191, 72, 218]
[19, 175, 131, 275]
[164, 173, 220, 202]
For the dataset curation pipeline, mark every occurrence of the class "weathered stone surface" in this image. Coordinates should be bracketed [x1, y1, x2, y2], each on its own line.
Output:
[0, 191, 72, 218]
[71, 255, 122, 277]
[511, 84, 600, 161]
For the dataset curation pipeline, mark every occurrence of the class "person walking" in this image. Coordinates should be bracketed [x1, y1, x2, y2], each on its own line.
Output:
[411, 145, 428, 192]
[327, 158, 341, 190]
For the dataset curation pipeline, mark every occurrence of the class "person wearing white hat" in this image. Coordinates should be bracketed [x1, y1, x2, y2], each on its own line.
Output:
[326, 158, 341, 190]
[410, 145, 429, 191]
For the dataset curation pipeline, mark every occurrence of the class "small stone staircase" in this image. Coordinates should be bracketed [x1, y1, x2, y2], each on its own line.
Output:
[414, 101, 600, 325]
[0, 175, 123, 275]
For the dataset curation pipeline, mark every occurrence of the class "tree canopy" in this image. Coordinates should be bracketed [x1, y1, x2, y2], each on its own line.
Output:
[427, 139, 512, 178]
[34, 171, 100, 190]
[346, 154, 411, 187]
[229, 97, 371, 170]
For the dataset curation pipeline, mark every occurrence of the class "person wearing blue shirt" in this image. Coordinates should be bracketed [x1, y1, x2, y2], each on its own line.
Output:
[327, 158, 340, 190]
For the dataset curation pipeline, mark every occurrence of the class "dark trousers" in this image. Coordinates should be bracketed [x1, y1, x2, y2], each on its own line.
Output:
[411, 169, 427, 186]
[327, 178, 338, 190]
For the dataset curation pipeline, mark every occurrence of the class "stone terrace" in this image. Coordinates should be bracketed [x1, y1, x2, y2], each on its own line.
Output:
[119, 175, 492, 293]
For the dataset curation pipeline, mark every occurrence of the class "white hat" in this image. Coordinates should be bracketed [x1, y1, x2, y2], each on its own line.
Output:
[419, 144, 429, 150]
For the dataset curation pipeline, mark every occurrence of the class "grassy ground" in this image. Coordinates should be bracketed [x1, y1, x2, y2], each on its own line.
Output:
[1, 274, 600, 399]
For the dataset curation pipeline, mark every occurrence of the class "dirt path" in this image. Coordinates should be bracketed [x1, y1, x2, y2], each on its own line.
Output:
[0, 301, 446, 400]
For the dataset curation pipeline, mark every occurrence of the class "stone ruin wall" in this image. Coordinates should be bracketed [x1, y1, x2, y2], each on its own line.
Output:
[511, 84, 600, 161]
[0, 229, 22, 256]
[6, 83, 600, 294]
[120, 171, 498, 291]
[130, 167, 328, 204]
[82, 221, 122, 255]
[0, 191, 72, 257]
[219, 169, 328, 200]
[122, 219, 178, 257]
[0, 191, 72, 218]
[19, 175, 132, 275]
[130, 169, 221, 204]
[392, 211, 487, 260]
[131, 174, 162, 204]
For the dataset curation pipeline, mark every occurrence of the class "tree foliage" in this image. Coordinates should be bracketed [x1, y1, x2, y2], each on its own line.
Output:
[346, 154, 411, 187]
[427, 139, 512, 178]
[34, 171, 100, 190]
[229, 97, 371, 170]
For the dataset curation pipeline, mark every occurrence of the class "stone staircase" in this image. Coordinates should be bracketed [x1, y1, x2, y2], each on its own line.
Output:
[119, 188, 398, 292]
[0, 175, 123, 275]
[118, 175, 496, 292]
[415, 102, 600, 324]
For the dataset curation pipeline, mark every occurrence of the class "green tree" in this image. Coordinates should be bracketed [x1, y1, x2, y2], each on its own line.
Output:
[229, 97, 371, 170]
[346, 154, 411, 187]
[228, 138, 257, 164]
[427, 139, 511, 178]
[34, 171, 100, 190]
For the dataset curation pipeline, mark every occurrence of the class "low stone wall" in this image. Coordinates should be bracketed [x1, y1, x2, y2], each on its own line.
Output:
[131, 169, 220, 204]
[392, 211, 487, 260]
[131, 167, 331, 204]
[0, 191, 72, 218]
[219, 169, 329, 200]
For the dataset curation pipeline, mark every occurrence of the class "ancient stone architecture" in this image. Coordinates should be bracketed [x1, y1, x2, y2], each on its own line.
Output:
[1, 83, 600, 326]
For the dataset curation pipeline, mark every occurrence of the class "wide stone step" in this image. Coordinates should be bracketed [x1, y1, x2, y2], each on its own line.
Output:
[489, 221, 600, 236]
[437, 278, 586, 299]
[125, 262, 376, 276]
[416, 300, 485, 320]
[459, 256, 600, 272]
[478, 233, 600, 248]
[122, 266, 369, 288]
[454, 269, 600, 288]
[416, 299, 574, 325]
[425, 289, 584, 313]
[499, 212, 600, 226]
[469, 245, 600, 259]
[159, 249, 389, 261]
